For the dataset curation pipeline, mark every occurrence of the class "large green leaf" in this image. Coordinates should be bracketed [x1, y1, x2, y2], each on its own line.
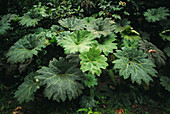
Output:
[160, 76, 170, 91]
[6, 33, 48, 64]
[96, 34, 117, 56]
[113, 47, 157, 85]
[86, 18, 114, 37]
[58, 17, 86, 30]
[79, 48, 108, 76]
[58, 30, 98, 54]
[14, 72, 40, 103]
[35, 57, 84, 102]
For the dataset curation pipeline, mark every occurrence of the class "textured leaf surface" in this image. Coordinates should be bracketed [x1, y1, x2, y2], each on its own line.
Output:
[79, 48, 108, 76]
[97, 34, 117, 56]
[160, 76, 170, 91]
[6, 33, 47, 64]
[58, 17, 86, 30]
[113, 47, 157, 85]
[86, 18, 114, 37]
[58, 30, 98, 53]
[14, 73, 40, 103]
[83, 73, 98, 88]
[35, 58, 84, 102]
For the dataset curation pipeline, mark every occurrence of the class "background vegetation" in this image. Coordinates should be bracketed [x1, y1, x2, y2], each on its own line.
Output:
[0, 0, 170, 113]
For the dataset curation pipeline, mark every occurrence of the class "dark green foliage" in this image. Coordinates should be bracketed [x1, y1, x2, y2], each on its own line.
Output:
[160, 76, 170, 92]
[139, 40, 167, 67]
[86, 18, 115, 37]
[6, 33, 48, 64]
[35, 57, 84, 102]
[14, 72, 40, 103]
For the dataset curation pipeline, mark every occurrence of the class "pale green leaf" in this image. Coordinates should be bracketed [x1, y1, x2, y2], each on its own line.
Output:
[79, 48, 108, 76]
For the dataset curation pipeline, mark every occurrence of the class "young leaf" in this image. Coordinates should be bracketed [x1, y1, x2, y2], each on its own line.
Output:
[113, 47, 157, 85]
[83, 73, 98, 88]
[79, 47, 108, 76]
[6, 33, 48, 64]
[14, 73, 40, 103]
[58, 30, 98, 54]
[160, 76, 170, 91]
[58, 17, 86, 30]
[96, 34, 117, 56]
[35, 57, 84, 102]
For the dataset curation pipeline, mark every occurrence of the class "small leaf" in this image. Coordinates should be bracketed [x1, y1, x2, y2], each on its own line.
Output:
[14, 73, 40, 103]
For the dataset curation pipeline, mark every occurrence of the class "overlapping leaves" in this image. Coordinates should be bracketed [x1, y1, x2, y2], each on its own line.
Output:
[113, 47, 157, 85]
[79, 48, 108, 76]
[6, 33, 47, 64]
[58, 30, 98, 54]
[35, 58, 84, 102]
[14, 72, 40, 103]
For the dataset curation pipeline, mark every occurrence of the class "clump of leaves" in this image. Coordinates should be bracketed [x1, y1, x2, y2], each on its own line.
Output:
[79, 47, 108, 76]
[14, 72, 40, 103]
[113, 47, 157, 85]
[144, 7, 170, 22]
[35, 57, 84, 102]
[58, 30, 98, 54]
[160, 76, 170, 92]
[86, 18, 115, 37]
[139, 39, 166, 67]
[58, 17, 86, 30]
[6, 33, 48, 64]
